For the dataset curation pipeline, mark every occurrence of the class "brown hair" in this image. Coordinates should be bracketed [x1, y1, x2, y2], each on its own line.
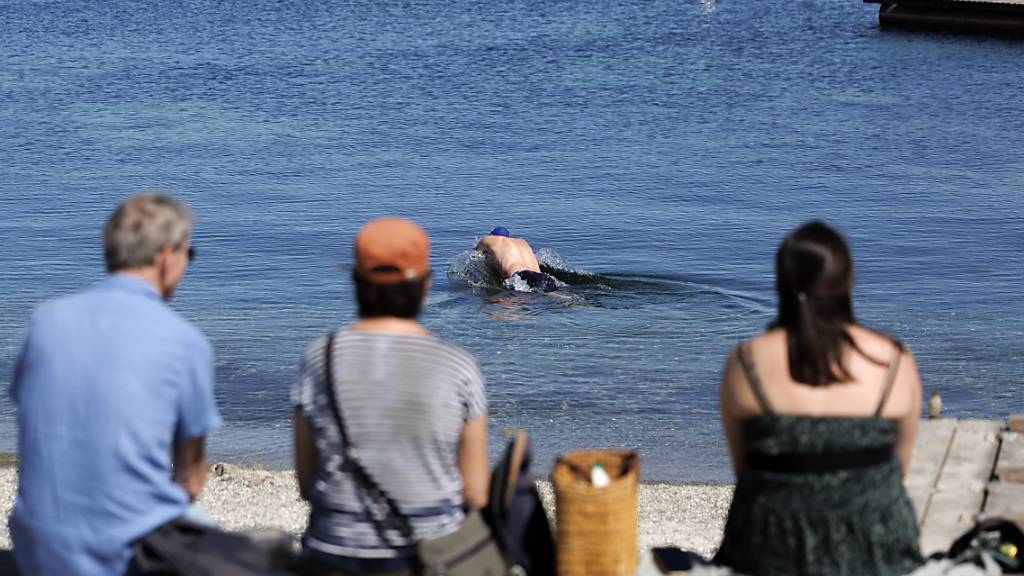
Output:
[770, 221, 880, 385]
[353, 271, 427, 319]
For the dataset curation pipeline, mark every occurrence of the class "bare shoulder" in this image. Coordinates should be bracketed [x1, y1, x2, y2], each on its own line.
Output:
[511, 237, 533, 250]
[747, 328, 786, 360]
[749, 328, 785, 346]
[720, 343, 743, 400]
[849, 324, 922, 414]
[721, 340, 763, 418]
[847, 324, 903, 359]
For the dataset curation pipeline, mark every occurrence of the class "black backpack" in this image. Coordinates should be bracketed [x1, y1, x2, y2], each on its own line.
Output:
[484, 431, 556, 576]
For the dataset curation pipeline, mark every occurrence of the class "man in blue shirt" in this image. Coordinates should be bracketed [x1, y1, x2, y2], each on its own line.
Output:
[9, 193, 222, 575]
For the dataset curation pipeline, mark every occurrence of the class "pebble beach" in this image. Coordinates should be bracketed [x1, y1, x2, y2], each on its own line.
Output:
[0, 461, 733, 558]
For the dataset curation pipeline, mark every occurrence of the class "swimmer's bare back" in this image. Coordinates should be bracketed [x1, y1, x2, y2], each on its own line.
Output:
[475, 236, 542, 278]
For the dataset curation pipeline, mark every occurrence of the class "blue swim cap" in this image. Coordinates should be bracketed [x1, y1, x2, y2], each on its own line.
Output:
[490, 226, 510, 237]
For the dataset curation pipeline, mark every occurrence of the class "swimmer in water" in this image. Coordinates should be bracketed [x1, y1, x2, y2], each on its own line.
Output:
[475, 227, 559, 292]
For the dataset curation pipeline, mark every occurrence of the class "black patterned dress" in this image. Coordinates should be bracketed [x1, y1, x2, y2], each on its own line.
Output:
[713, 343, 924, 576]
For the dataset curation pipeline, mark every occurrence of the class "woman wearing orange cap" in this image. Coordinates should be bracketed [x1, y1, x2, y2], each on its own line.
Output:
[292, 217, 489, 575]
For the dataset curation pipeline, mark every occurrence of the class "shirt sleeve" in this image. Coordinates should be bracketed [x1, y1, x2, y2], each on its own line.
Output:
[292, 336, 326, 417]
[11, 348, 25, 403]
[175, 334, 223, 440]
[9, 313, 35, 403]
[461, 356, 488, 422]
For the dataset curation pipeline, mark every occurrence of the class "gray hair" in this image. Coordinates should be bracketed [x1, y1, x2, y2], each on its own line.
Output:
[104, 193, 193, 272]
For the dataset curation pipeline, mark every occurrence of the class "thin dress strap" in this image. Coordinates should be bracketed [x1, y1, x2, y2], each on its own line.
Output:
[874, 344, 903, 417]
[738, 342, 774, 416]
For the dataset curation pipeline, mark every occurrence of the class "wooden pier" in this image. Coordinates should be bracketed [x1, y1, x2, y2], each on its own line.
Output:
[865, 0, 1024, 35]
[906, 415, 1024, 555]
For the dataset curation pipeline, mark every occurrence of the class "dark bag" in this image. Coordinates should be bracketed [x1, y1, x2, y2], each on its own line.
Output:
[320, 331, 512, 576]
[945, 517, 1024, 573]
[485, 431, 556, 576]
[132, 517, 294, 576]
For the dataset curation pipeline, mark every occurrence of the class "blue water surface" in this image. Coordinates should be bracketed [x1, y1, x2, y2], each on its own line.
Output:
[1, 0, 1022, 481]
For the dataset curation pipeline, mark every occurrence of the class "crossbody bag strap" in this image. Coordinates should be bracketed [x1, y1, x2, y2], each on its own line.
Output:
[322, 331, 416, 543]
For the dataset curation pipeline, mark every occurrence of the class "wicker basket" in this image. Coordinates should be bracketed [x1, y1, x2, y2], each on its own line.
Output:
[551, 449, 640, 576]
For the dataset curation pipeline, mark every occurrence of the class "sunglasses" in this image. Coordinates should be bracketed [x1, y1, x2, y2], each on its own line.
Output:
[187, 246, 196, 262]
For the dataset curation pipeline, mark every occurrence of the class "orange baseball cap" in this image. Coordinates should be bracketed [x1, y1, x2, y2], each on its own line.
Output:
[354, 217, 431, 283]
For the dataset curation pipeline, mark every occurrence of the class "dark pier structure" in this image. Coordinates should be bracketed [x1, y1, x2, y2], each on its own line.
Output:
[865, 0, 1024, 35]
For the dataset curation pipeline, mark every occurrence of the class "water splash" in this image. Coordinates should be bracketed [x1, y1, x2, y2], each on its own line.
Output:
[446, 249, 503, 289]
[502, 274, 537, 292]
[501, 272, 565, 293]
[537, 248, 612, 289]
[535, 247, 578, 273]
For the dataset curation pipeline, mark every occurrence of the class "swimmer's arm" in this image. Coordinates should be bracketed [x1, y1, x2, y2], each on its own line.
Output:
[474, 237, 495, 253]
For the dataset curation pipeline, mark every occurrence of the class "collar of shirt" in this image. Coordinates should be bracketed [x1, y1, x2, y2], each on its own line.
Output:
[102, 273, 162, 301]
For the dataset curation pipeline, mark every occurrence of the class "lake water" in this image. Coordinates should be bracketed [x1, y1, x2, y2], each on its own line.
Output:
[1, 0, 1022, 482]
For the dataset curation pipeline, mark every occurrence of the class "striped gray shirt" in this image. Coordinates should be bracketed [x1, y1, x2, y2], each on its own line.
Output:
[292, 331, 487, 565]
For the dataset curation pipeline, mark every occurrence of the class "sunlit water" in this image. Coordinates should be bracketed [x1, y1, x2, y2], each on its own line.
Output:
[1, 0, 1022, 481]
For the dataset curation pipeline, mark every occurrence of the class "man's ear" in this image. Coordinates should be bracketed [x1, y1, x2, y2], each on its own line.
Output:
[153, 243, 175, 269]
[153, 243, 177, 284]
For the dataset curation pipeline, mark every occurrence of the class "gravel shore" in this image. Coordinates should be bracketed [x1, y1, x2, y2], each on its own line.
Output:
[0, 463, 733, 557]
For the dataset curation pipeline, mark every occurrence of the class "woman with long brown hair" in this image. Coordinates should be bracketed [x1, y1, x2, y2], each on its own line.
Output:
[714, 221, 924, 576]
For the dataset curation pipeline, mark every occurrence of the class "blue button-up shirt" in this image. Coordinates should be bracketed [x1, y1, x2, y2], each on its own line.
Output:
[9, 274, 222, 576]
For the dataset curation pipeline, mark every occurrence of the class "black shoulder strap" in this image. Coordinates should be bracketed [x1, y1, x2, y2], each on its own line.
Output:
[322, 331, 415, 543]
[738, 342, 774, 416]
[874, 343, 903, 417]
